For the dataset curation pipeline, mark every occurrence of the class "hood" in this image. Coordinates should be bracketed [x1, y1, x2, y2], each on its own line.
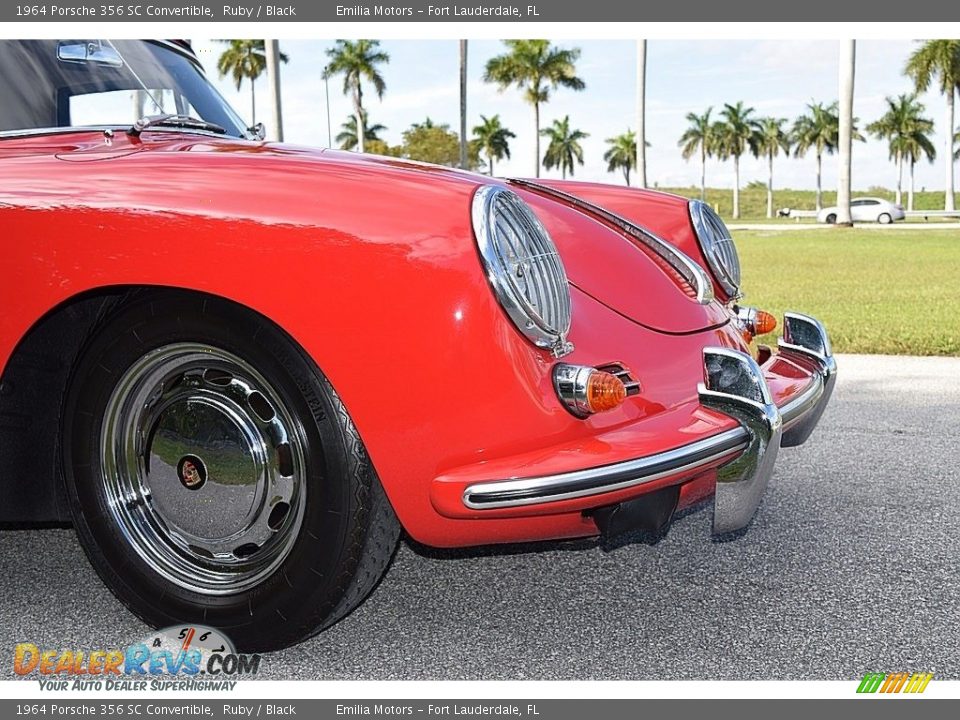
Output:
[513, 182, 729, 334]
[40, 133, 727, 334]
[172, 140, 728, 334]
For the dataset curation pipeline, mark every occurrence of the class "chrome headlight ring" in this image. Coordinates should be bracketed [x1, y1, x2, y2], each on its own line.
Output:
[471, 185, 573, 358]
[689, 199, 742, 298]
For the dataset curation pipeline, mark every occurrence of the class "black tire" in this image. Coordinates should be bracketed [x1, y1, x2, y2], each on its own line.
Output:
[878, 212, 892, 224]
[825, 213, 837, 224]
[62, 291, 400, 651]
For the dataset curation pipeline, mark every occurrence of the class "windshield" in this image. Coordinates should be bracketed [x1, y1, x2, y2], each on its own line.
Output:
[0, 40, 248, 138]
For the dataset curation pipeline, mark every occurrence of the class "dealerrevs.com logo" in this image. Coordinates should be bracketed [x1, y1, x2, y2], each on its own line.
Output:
[856, 672, 934, 694]
[14, 625, 261, 691]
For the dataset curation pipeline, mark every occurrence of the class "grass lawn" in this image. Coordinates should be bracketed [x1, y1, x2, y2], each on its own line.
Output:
[736, 228, 960, 356]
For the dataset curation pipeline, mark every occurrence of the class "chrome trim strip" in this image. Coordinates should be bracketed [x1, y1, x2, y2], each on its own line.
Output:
[509, 179, 715, 305]
[0, 125, 237, 141]
[698, 347, 782, 535]
[779, 372, 825, 430]
[462, 427, 749, 510]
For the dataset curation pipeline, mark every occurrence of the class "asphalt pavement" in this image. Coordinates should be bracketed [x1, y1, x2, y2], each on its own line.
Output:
[3, 353, 959, 680]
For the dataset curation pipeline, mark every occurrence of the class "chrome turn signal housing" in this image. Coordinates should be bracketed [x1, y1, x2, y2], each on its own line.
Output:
[553, 363, 639, 418]
[736, 305, 778, 337]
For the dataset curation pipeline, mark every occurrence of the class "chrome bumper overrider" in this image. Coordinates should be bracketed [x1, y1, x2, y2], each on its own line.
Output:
[698, 347, 782, 535]
[702, 312, 836, 533]
[462, 312, 836, 536]
[777, 312, 838, 447]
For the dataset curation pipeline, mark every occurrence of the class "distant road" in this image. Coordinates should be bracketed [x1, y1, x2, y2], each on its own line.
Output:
[729, 221, 959, 231]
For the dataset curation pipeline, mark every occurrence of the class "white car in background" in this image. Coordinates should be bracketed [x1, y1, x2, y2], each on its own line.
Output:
[818, 197, 905, 224]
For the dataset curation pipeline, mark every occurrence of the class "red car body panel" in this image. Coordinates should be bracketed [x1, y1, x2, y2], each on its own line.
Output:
[0, 131, 817, 547]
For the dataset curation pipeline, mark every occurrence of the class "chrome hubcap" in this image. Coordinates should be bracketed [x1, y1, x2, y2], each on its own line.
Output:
[100, 343, 307, 594]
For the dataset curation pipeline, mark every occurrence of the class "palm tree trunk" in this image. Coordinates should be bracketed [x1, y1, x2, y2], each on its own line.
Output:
[815, 152, 823, 212]
[355, 109, 365, 153]
[132, 90, 145, 121]
[265, 40, 283, 142]
[534, 102, 541, 178]
[324, 69, 332, 148]
[459, 40, 468, 170]
[836, 40, 855, 225]
[636, 39, 647, 188]
[354, 84, 364, 154]
[489, 154, 494, 176]
[700, 145, 706, 201]
[624, 167, 631, 186]
[732, 154, 740, 219]
[767, 151, 774, 219]
[250, 80, 256, 127]
[946, 88, 956, 212]
[895, 150, 903, 206]
[909, 158, 916, 211]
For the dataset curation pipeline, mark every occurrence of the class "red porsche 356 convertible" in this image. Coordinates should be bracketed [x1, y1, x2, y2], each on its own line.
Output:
[0, 40, 835, 650]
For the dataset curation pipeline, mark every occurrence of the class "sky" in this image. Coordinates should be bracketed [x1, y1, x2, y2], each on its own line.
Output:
[191, 38, 957, 194]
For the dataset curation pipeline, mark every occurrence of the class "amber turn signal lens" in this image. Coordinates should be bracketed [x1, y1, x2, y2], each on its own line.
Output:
[754, 310, 777, 335]
[586, 371, 627, 413]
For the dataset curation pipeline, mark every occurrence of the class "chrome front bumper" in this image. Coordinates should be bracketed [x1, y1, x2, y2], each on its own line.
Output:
[463, 312, 836, 536]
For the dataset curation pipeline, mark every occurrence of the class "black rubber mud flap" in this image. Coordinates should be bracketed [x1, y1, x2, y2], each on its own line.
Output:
[591, 484, 681, 539]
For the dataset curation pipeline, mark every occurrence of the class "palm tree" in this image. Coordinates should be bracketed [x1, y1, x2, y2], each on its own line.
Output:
[904, 40, 960, 212]
[541, 116, 588, 180]
[714, 102, 759, 219]
[484, 40, 585, 177]
[336, 112, 386, 151]
[459, 40, 468, 170]
[636, 39, 648, 188]
[324, 40, 390, 154]
[678, 108, 714, 201]
[792, 101, 838, 212]
[755, 117, 791, 219]
[837, 40, 856, 226]
[217, 40, 288, 126]
[411, 117, 438, 131]
[867, 93, 933, 206]
[472, 114, 515, 176]
[604, 130, 638, 185]
[903, 119, 937, 211]
[264, 40, 284, 141]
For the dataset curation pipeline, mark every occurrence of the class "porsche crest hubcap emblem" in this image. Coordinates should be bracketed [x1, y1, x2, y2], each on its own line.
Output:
[177, 455, 207, 490]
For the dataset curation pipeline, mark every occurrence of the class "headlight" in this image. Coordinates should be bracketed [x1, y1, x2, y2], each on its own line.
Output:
[471, 185, 573, 357]
[689, 200, 742, 298]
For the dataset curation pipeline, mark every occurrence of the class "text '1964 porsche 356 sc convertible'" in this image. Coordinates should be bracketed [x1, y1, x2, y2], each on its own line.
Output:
[0, 40, 836, 651]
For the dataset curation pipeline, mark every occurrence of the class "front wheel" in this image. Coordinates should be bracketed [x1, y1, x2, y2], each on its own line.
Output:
[878, 212, 893, 224]
[63, 291, 400, 651]
[825, 213, 837, 224]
